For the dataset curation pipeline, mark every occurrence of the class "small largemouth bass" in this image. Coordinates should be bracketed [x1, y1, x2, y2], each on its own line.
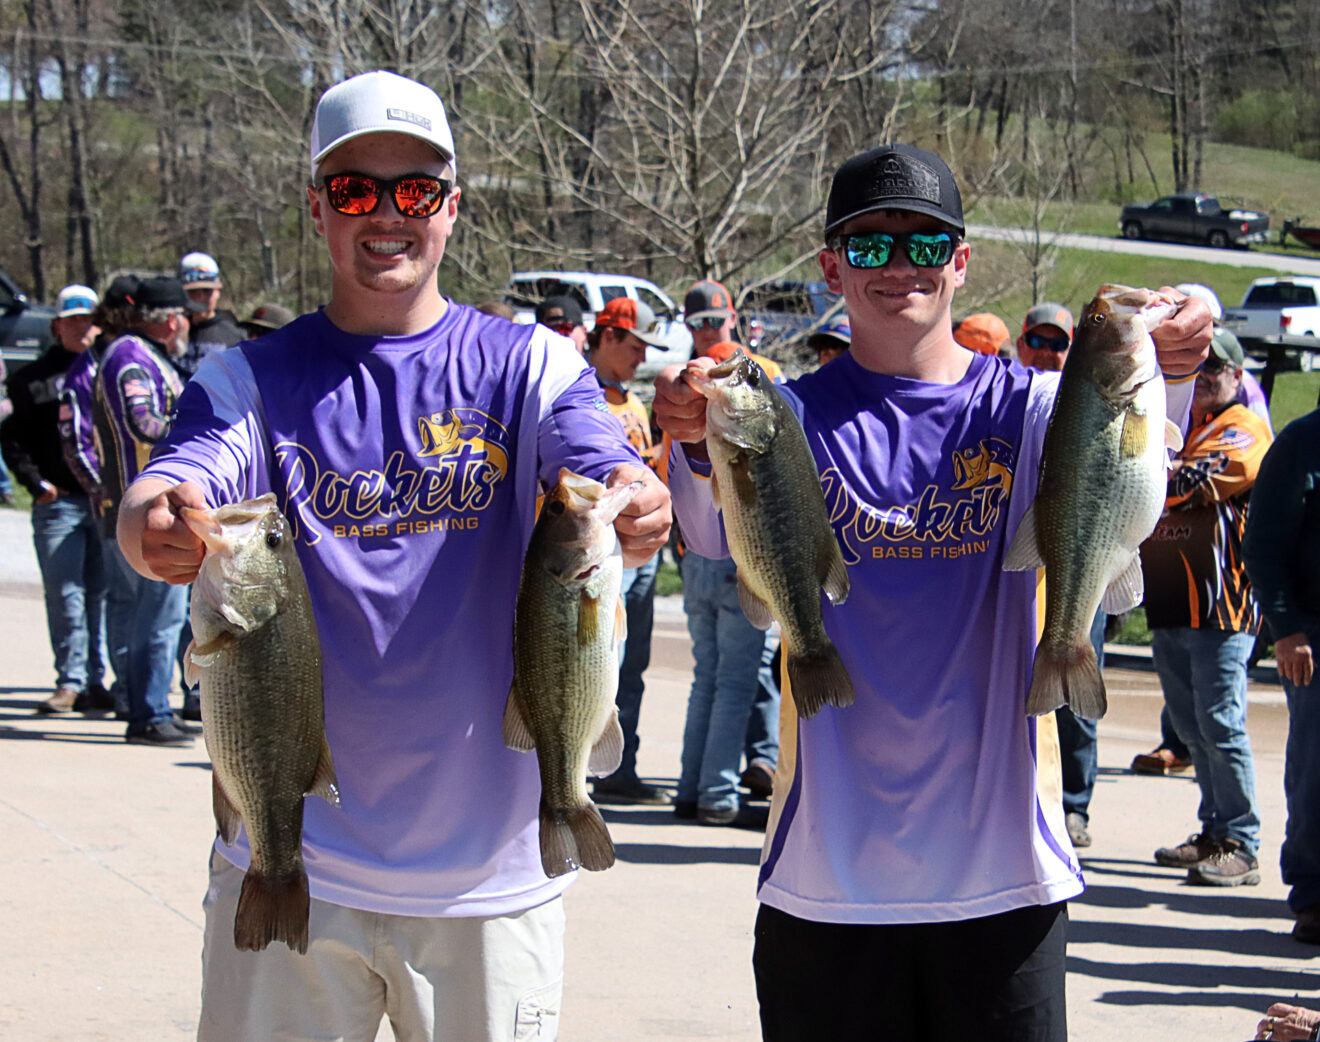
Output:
[182, 493, 338, 954]
[691, 352, 852, 718]
[504, 470, 637, 877]
[1005, 285, 1183, 718]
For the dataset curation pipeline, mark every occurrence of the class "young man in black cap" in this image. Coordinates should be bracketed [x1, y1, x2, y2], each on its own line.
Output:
[535, 294, 587, 354]
[654, 143, 1212, 1039]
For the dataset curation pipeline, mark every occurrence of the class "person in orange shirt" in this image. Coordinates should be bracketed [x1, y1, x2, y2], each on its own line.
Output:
[1141, 329, 1273, 886]
[585, 297, 672, 805]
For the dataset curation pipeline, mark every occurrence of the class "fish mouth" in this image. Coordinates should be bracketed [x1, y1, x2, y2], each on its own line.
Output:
[1096, 284, 1178, 330]
[575, 564, 600, 581]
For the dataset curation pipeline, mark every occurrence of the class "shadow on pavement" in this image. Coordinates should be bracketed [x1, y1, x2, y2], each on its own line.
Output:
[1070, 920, 1306, 960]
[1068, 955, 1316, 993]
[0, 686, 52, 696]
[614, 842, 760, 866]
[1077, 874, 1291, 919]
[0, 724, 122, 744]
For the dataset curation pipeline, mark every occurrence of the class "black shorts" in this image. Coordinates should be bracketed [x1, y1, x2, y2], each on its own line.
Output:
[753, 901, 1067, 1042]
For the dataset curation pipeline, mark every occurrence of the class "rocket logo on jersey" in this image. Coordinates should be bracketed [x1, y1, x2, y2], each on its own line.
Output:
[822, 438, 1017, 564]
[276, 407, 512, 543]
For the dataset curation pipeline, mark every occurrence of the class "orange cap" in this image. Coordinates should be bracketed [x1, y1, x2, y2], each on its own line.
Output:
[953, 312, 1011, 355]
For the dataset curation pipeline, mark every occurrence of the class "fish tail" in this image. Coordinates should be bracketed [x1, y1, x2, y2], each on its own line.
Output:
[787, 644, 855, 719]
[539, 798, 616, 878]
[234, 864, 310, 954]
[1026, 644, 1107, 719]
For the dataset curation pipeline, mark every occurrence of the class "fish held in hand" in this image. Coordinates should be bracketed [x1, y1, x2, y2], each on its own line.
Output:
[1004, 285, 1184, 718]
[505, 470, 638, 878]
[690, 351, 852, 718]
[182, 492, 338, 954]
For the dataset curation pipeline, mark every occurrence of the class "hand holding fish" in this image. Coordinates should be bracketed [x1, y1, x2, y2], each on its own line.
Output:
[652, 356, 719, 445]
[608, 463, 672, 568]
[1150, 286, 1213, 376]
[134, 478, 208, 585]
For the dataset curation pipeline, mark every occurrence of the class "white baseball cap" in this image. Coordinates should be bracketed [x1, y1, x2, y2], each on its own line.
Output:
[56, 284, 98, 318]
[1174, 282, 1223, 321]
[179, 251, 222, 290]
[310, 71, 456, 177]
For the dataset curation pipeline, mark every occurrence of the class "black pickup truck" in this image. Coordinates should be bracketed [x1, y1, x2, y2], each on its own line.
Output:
[0, 268, 56, 379]
[1119, 193, 1270, 248]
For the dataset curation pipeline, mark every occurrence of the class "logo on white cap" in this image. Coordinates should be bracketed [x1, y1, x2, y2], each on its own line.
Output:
[310, 71, 456, 177]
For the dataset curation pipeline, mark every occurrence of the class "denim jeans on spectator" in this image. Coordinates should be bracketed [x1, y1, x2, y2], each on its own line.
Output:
[744, 627, 781, 770]
[105, 536, 187, 731]
[102, 534, 134, 712]
[1057, 609, 1105, 822]
[1281, 620, 1320, 914]
[679, 553, 767, 812]
[599, 552, 658, 783]
[31, 494, 107, 691]
[1151, 626, 1260, 853]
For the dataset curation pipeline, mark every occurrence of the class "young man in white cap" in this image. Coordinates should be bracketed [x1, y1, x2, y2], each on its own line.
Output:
[175, 251, 246, 377]
[117, 70, 669, 1040]
[0, 284, 110, 714]
[654, 142, 1212, 1040]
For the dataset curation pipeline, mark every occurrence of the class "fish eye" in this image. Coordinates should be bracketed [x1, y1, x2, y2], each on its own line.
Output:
[547, 500, 565, 517]
[1091, 313, 1105, 323]
[266, 530, 282, 548]
[747, 364, 762, 388]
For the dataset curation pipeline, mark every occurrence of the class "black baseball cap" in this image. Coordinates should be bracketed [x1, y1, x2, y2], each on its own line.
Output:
[825, 144, 964, 238]
[128, 275, 204, 313]
[536, 296, 584, 328]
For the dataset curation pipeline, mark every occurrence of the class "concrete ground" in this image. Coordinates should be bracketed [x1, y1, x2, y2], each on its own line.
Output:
[1, 504, 1318, 1040]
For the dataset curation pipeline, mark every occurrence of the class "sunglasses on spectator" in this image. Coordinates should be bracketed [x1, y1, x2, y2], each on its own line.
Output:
[1201, 355, 1233, 374]
[828, 231, 960, 269]
[548, 321, 578, 336]
[1023, 332, 1071, 352]
[686, 315, 729, 331]
[315, 172, 453, 218]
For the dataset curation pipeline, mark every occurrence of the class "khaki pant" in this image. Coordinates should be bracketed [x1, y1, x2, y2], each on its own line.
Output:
[198, 853, 564, 1042]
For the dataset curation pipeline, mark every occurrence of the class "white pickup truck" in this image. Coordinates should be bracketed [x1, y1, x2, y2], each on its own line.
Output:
[1221, 277, 1320, 339]
[503, 271, 693, 380]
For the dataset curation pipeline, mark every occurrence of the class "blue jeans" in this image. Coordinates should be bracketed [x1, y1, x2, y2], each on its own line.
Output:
[600, 552, 657, 782]
[1151, 627, 1260, 852]
[102, 534, 134, 712]
[744, 629, 781, 769]
[105, 537, 187, 731]
[31, 495, 107, 690]
[1281, 620, 1320, 914]
[1057, 609, 1105, 821]
[678, 554, 770, 812]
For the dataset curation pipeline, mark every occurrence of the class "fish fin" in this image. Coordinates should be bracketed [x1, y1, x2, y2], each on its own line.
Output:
[709, 472, 722, 512]
[736, 574, 775, 630]
[820, 541, 850, 606]
[1164, 419, 1184, 453]
[309, 734, 340, 807]
[1120, 409, 1149, 459]
[189, 633, 237, 676]
[1100, 552, 1145, 614]
[539, 798, 615, 878]
[212, 774, 243, 845]
[234, 865, 310, 954]
[587, 710, 625, 777]
[615, 595, 628, 647]
[786, 643, 855, 718]
[1002, 503, 1045, 572]
[183, 641, 202, 688]
[578, 590, 604, 645]
[502, 686, 536, 752]
[1026, 645, 1106, 719]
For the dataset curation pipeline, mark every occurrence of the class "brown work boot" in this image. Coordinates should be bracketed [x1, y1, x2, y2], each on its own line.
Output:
[1189, 840, 1260, 887]
[1131, 747, 1193, 775]
[1154, 832, 1223, 868]
[36, 686, 81, 714]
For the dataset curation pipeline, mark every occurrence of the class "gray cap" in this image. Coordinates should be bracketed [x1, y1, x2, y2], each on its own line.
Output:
[310, 71, 456, 176]
[1209, 328, 1245, 368]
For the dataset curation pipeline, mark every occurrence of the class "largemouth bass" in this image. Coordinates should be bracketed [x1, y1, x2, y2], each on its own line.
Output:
[181, 493, 338, 954]
[1004, 285, 1183, 718]
[690, 352, 852, 718]
[504, 470, 636, 878]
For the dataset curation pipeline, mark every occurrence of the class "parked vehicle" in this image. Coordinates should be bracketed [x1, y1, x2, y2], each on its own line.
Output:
[736, 280, 842, 353]
[1118, 193, 1269, 248]
[1281, 218, 1320, 251]
[0, 268, 56, 379]
[1221, 277, 1320, 340]
[503, 271, 692, 379]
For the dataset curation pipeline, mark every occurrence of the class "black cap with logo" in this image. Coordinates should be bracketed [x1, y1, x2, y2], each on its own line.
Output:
[825, 144, 965, 238]
[536, 295, 584, 328]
